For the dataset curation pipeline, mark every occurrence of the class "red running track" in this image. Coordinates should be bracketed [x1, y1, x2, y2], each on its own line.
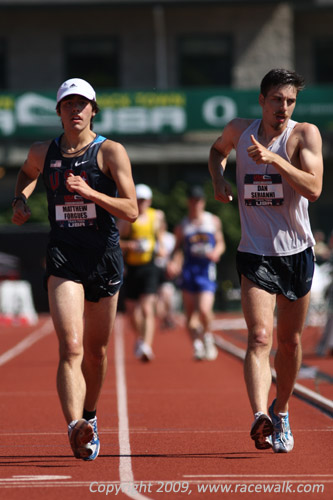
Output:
[0, 313, 332, 500]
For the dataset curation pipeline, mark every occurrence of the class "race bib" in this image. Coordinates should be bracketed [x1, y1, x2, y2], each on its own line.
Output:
[244, 173, 284, 206]
[55, 202, 97, 228]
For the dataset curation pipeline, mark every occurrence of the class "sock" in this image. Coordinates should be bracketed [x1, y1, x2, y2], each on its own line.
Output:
[68, 419, 78, 430]
[83, 409, 97, 421]
[278, 412, 288, 417]
[254, 412, 264, 420]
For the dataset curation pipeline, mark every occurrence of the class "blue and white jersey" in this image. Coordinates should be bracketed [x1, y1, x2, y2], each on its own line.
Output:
[182, 211, 216, 263]
[180, 211, 217, 292]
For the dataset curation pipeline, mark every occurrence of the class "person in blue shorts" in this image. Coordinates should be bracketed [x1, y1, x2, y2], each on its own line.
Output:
[169, 186, 226, 360]
[12, 78, 138, 460]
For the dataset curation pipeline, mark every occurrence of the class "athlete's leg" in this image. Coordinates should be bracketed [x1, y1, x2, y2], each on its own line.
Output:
[197, 290, 215, 333]
[241, 276, 276, 414]
[82, 292, 119, 413]
[157, 281, 176, 326]
[274, 291, 310, 413]
[139, 293, 157, 347]
[48, 276, 86, 424]
[125, 298, 142, 338]
[182, 290, 200, 340]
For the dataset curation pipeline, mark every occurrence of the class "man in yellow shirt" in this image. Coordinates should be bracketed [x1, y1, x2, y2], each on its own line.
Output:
[118, 184, 165, 361]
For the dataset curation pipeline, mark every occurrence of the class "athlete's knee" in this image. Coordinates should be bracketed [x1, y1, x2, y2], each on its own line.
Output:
[84, 345, 107, 367]
[58, 337, 83, 362]
[141, 298, 156, 317]
[277, 334, 301, 355]
[197, 312, 211, 330]
[247, 326, 271, 350]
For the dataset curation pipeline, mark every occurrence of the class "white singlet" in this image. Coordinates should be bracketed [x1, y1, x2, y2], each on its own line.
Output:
[236, 119, 315, 256]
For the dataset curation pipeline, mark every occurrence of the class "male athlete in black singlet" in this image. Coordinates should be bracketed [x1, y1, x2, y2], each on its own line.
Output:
[12, 78, 138, 460]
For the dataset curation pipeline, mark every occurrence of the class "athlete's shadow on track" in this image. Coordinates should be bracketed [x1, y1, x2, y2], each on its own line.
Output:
[122, 452, 261, 460]
[1, 452, 263, 467]
[0, 456, 83, 467]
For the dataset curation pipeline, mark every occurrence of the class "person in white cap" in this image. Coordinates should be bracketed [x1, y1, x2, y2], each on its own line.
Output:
[118, 183, 165, 361]
[11, 78, 138, 460]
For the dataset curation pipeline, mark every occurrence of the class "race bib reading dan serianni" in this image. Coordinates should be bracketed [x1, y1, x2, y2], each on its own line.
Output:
[244, 173, 284, 206]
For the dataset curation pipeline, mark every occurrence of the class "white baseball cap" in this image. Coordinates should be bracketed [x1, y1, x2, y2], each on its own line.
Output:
[136, 184, 152, 200]
[56, 78, 96, 104]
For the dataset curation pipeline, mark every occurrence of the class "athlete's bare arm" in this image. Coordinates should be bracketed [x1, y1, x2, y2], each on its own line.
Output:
[206, 215, 226, 263]
[66, 139, 138, 222]
[167, 224, 184, 279]
[209, 118, 252, 203]
[12, 141, 49, 225]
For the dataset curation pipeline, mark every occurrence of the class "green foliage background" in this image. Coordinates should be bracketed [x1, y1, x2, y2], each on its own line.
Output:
[0, 192, 48, 225]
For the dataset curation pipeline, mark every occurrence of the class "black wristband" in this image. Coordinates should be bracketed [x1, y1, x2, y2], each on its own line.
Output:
[12, 194, 27, 208]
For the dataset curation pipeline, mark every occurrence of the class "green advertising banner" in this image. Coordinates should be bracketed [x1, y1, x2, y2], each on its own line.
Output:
[0, 87, 332, 139]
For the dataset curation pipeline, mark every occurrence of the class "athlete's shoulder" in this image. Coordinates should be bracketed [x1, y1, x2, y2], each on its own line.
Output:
[213, 118, 255, 153]
[26, 140, 52, 168]
[291, 121, 322, 146]
[203, 210, 220, 227]
[147, 207, 162, 220]
[99, 137, 125, 151]
[29, 139, 52, 154]
[226, 117, 255, 134]
[206, 210, 220, 221]
[293, 121, 321, 135]
[99, 137, 130, 160]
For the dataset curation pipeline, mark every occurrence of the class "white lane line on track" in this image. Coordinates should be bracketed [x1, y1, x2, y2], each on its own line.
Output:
[184, 474, 333, 478]
[1, 475, 72, 482]
[0, 475, 75, 489]
[114, 315, 151, 500]
[0, 318, 54, 366]
[2, 478, 333, 490]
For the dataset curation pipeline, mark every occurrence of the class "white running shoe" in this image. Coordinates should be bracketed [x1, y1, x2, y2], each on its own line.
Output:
[250, 413, 273, 450]
[204, 333, 218, 360]
[193, 339, 205, 360]
[84, 417, 100, 461]
[68, 419, 94, 459]
[134, 339, 144, 358]
[269, 399, 294, 453]
[135, 340, 154, 362]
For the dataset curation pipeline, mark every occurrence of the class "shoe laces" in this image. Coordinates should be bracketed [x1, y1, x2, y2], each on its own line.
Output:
[275, 413, 290, 438]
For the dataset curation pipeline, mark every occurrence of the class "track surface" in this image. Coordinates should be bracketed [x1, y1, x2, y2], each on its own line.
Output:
[1, 313, 332, 499]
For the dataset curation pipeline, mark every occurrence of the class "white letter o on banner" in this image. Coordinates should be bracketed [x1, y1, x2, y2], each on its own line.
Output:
[202, 96, 236, 127]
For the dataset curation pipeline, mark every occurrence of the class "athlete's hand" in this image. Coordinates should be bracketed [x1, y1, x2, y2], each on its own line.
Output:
[212, 176, 233, 203]
[205, 248, 220, 263]
[66, 173, 94, 198]
[166, 259, 181, 280]
[12, 200, 31, 225]
[247, 135, 276, 165]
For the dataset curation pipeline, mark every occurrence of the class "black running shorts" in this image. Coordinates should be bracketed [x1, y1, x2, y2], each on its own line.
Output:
[236, 247, 315, 301]
[123, 261, 159, 300]
[45, 242, 123, 302]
